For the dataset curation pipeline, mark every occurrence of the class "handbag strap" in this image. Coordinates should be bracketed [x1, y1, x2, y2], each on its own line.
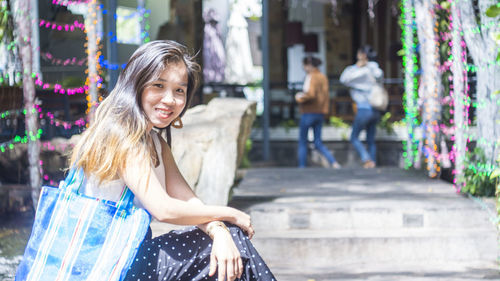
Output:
[63, 167, 136, 209]
[117, 186, 135, 210]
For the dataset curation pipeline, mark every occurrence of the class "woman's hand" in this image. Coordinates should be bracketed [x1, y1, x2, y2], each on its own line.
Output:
[295, 92, 304, 102]
[226, 208, 254, 239]
[208, 228, 243, 281]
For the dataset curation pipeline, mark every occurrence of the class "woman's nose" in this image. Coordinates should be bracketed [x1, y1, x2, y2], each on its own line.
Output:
[161, 91, 175, 104]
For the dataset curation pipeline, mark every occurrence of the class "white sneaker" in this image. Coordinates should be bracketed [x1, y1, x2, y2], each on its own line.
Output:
[331, 162, 342, 169]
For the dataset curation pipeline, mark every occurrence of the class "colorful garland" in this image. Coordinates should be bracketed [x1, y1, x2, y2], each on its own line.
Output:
[51, 0, 91, 7]
[41, 52, 87, 66]
[38, 19, 85, 32]
[402, 0, 498, 192]
[401, 0, 419, 169]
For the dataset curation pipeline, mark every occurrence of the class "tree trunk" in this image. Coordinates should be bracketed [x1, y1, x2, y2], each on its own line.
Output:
[12, 0, 41, 209]
[475, 66, 500, 164]
[457, 0, 500, 165]
[450, 1, 468, 188]
[415, 0, 442, 178]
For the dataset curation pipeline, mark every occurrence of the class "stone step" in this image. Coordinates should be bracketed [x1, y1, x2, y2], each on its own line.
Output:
[250, 228, 497, 269]
[245, 201, 493, 232]
[228, 168, 499, 279]
[269, 261, 500, 281]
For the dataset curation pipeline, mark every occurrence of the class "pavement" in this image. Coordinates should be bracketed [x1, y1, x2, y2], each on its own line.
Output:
[152, 167, 500, 280]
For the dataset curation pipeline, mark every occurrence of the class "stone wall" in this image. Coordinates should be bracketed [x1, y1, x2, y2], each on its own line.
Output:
[169, 98, 256, 205]
[324, 2, 353, 77]
[248, 126, 408, 167]
[249, 140, 404, 168]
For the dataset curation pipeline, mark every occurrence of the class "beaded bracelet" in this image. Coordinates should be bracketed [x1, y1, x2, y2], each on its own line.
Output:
[206, 221, 230, 239]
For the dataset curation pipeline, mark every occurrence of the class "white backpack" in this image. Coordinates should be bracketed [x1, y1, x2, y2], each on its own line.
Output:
[369, 84, 389, 111]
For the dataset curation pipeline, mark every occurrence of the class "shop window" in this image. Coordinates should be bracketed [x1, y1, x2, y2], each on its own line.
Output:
[116, 6, 141, 45]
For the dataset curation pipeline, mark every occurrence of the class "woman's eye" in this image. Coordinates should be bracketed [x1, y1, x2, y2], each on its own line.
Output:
[153, 83, 163, 88]
[176, 88, 185, 94]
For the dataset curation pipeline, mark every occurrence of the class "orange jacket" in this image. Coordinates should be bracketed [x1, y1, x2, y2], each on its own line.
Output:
[295, 69, 329, 115]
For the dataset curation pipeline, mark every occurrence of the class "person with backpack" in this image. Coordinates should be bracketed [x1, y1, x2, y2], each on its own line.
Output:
[339, 45, 384, 168]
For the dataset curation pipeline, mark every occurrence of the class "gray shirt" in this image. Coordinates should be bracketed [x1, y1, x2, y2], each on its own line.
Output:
[339, 62, 383, 109]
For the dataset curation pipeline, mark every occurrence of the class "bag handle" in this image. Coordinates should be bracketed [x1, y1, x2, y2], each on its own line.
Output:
[117, 186, 135, 210]
[59, 167, 77, 189]
[62, 168, 135, 209]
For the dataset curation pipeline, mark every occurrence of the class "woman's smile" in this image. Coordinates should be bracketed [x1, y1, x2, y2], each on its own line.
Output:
[141, 61, 188, 130]
[155, 107, 173, 119]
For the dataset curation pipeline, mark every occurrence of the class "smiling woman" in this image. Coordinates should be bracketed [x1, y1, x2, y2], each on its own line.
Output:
[76, 40, 275, 281]
[16, 40, 275, 281]
[141, 62, 189, 131]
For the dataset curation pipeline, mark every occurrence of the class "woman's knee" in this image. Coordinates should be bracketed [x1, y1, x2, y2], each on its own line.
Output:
[350, 133, 358, 142]
[314, 140, 324, 150]
[226, 223, 243, 233]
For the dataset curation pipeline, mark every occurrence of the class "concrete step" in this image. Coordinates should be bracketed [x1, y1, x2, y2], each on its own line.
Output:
[227, 168, 499, 279]
[251, 228, 497, 269]
[244, 199, 493, 232]
[270, 261, 500, 281]
[151, 222, 499, 279]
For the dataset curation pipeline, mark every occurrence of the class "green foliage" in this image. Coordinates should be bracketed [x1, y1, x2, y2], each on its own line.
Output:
[439, 1, 450, 10]
[0, 1, 14, 44]
[491, 168, 500, 181]
[486, 4, 500, 18]
[486, 4, 500, 61]
[435, 3, 454, 128]
[485, 1, 500, 231]
[377, 112, 395, 134]
[329, 116, 349, 128]
[493, 153, 500, 231]
[239, 139, 252, 169]
[460, 147, 497, 197]
[494, 170, 500, 231]
[280, 119, 297, 133]
[61, 76, 85, 88]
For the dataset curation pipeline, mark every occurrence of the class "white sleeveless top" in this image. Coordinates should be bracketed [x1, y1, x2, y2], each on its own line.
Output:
[81, 131, 166, 209]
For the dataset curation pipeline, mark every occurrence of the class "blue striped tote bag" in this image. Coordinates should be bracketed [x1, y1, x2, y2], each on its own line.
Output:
[15, 168, 151, 281]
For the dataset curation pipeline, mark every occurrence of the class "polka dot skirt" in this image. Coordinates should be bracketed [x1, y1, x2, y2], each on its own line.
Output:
[124, 224, 276, 281]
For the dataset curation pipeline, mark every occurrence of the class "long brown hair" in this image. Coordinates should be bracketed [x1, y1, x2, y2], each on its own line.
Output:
[70, 40, 200, 182]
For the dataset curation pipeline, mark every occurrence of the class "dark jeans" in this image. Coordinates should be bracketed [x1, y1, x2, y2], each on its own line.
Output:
[350, 107, 381, 163]
[298, 113, 336, 167]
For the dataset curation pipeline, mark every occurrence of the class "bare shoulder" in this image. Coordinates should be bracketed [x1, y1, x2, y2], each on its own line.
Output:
[153, 132, 173, 159]
[156, 132, 176, 167]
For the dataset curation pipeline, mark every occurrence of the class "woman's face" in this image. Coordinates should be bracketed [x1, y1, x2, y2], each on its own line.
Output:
[303, 63, 313, 73]
[141, 61, 188, 131]
[357, 50, 368, 62]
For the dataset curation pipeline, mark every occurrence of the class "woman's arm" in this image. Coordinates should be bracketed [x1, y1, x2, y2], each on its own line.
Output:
[157, 136, 224, 233]
[158, 136, 254, 237]
[158, 136, 248, 280]
[340, 65, 371, 86]
[367, 62, 383, 80]
[296, 75, 317, 103]
[121, 147, 250, 228]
